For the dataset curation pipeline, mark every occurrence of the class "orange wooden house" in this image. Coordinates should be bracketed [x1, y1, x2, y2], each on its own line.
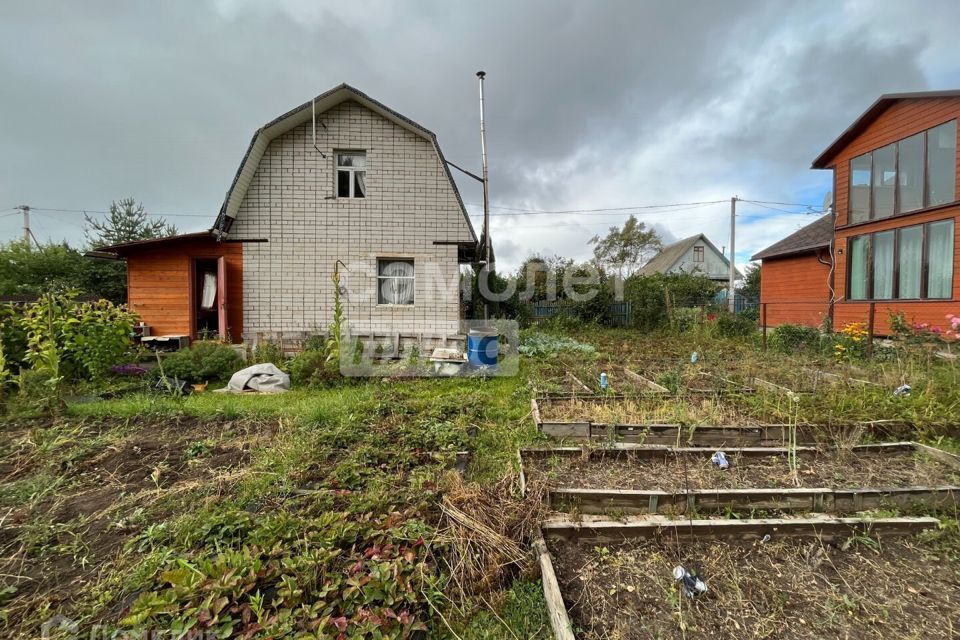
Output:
[754, 90, 960, 334]
[91, 233, 245, 342]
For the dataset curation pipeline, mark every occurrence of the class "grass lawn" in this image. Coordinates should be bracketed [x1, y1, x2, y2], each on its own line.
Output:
[2, 328, 959, 638]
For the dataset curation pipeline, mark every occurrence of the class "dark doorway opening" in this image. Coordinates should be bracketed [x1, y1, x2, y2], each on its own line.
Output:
[194, 258, 220, 339]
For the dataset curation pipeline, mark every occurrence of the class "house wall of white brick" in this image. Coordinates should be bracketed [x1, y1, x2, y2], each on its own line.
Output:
[228, 100, 475, 344]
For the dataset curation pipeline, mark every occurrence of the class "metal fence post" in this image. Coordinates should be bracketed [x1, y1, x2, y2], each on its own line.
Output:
[761, 303, 768, 352]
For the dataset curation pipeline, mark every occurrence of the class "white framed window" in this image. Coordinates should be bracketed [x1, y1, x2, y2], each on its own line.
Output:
[336, 151, 366, 198]
[377, 259, 414, 305]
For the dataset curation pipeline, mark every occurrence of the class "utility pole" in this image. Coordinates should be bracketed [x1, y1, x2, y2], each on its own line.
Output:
[728, 196, 737, 313]
[17, 205, 31, 249]
[477, 70, 491, 322]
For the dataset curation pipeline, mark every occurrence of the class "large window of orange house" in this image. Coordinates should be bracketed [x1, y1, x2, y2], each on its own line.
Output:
[847, 218, 954, 300]
[848, 120, 957, 224]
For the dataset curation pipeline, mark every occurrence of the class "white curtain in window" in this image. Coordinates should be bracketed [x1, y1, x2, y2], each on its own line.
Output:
[355, 171, 366, 197]
[898, 226, 923, 299]
[848, 237, 868, 300]
[928, 220, 954, 298]
[201, 272, 217, 310]
[380, 261, 414, 304]
[872, 231, 894, 299]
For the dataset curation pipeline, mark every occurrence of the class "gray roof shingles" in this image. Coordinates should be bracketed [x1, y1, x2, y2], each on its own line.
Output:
[751, 214, 833, 261]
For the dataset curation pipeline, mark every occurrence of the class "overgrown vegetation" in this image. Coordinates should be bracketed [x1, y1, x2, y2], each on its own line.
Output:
[161, 341, 244, 384]
[2, 325, 959, 638]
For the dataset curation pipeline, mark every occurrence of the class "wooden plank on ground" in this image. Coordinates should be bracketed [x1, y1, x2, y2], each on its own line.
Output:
[623, 368, 669, 393]
[912, 442, 960, 470]
[751, 377, 798, 396]
[533, 533, 576, 640]
[520, 444, 819, 460]
[540, 422, 592, 439]
[567, 372, 593, 394]
[549, 485, 960, 516]
[540, 515, 939, 544]
[531, 398, 542, 427]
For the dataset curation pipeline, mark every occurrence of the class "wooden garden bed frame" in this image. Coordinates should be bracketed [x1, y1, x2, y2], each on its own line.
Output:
[531, 396, 915, 444]
[535, 514, 939, 640]
[520, 442, 960, 516]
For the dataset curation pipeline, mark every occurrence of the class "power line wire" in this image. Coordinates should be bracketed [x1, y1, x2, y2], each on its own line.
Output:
[24, 206, 213, 219]
[465, 199, 728, 216]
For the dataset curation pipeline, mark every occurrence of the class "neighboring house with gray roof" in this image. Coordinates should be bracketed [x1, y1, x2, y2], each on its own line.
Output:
[638, 234, 741, 282]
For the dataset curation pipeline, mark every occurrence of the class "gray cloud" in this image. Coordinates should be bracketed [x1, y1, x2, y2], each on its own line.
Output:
[0, 0, 956, 271]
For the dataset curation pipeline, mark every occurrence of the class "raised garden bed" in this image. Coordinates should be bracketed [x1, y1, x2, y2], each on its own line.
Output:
[522, 443, 960, 515]
[533, 395, 766, 433]
[523, 442, 960, 491]
[540, 516, 948, 639]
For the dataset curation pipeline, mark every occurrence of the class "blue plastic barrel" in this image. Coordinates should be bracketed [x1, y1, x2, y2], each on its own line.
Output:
[467, 327, 499, 369]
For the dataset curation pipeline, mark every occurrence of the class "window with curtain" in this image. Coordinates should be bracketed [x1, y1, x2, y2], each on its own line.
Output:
[928, 121, 957, 207]
[897, 133, 924, 213]
[336, 151, 366, 198]
[872, 230, 895, 299]
[927, 219, 954, 298]
[849, 154, 871, 223]
[848, 236, 869, 300]
[848, 120, 956, 222]
[847, 219, 954, 300]
[377, 259, 415, 305]
[897, 225, 923, 299]
[872, 144, 896, 219]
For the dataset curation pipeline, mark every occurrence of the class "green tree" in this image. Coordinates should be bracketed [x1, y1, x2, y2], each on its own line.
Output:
[739, 262, 761, 301]
[85, 197, 177, 247]
[0, 240, 126, 303]
[0, 241, 87, 296]
[588, 215, 662, 278]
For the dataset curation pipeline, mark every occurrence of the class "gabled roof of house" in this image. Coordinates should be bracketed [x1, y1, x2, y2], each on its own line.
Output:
[212, 83, 478, 243]
[811, 89, 960, 169]
[751, 214, 833, 261]
[638, 233, 741, 279]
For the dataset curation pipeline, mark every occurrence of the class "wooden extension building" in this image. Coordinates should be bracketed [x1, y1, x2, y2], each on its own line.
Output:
[754, 90, 960, 334]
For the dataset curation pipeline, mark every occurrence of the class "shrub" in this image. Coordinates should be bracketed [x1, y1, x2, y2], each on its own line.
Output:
[20, 294, 137, 381]
[161, 341, 244, 383]
[768, 324, 820, 354]
[287, 348, 338, 387]
[0, 304, 28, 374]
[252, 339, 286, 366]
[623, 272, 720, 331]
[669, 307, 704, 333]
[713, 311, 757, 338]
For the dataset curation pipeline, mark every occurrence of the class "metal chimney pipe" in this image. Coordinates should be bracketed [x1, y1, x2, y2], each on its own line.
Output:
[477, 70, 491, 320]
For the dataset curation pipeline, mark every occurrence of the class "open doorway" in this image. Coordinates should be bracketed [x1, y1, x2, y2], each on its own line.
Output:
[194, 258, 219, 339]
[193, 257, 226, 340]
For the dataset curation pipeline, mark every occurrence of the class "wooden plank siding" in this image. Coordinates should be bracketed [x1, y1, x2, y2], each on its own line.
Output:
[123, 237, 243, 342]
[824, 97, 960, 334]
[759, 252, 831, 328]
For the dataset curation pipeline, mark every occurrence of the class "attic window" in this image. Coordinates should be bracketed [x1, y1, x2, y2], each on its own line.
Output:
[693, 245, 705, 263]
[336, 151, 366, 198]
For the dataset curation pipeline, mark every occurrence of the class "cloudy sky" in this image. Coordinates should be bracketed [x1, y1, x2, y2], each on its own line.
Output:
[1, 0, 959, 271]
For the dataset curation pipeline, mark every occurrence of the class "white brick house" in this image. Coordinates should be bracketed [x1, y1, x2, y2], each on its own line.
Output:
[94, 85, 478, 348]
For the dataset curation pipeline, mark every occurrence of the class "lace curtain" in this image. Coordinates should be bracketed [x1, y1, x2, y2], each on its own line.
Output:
[378, 260, 414, 304]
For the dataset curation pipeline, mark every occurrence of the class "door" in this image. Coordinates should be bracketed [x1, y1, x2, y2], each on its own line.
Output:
[217, 256, 228, 340]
